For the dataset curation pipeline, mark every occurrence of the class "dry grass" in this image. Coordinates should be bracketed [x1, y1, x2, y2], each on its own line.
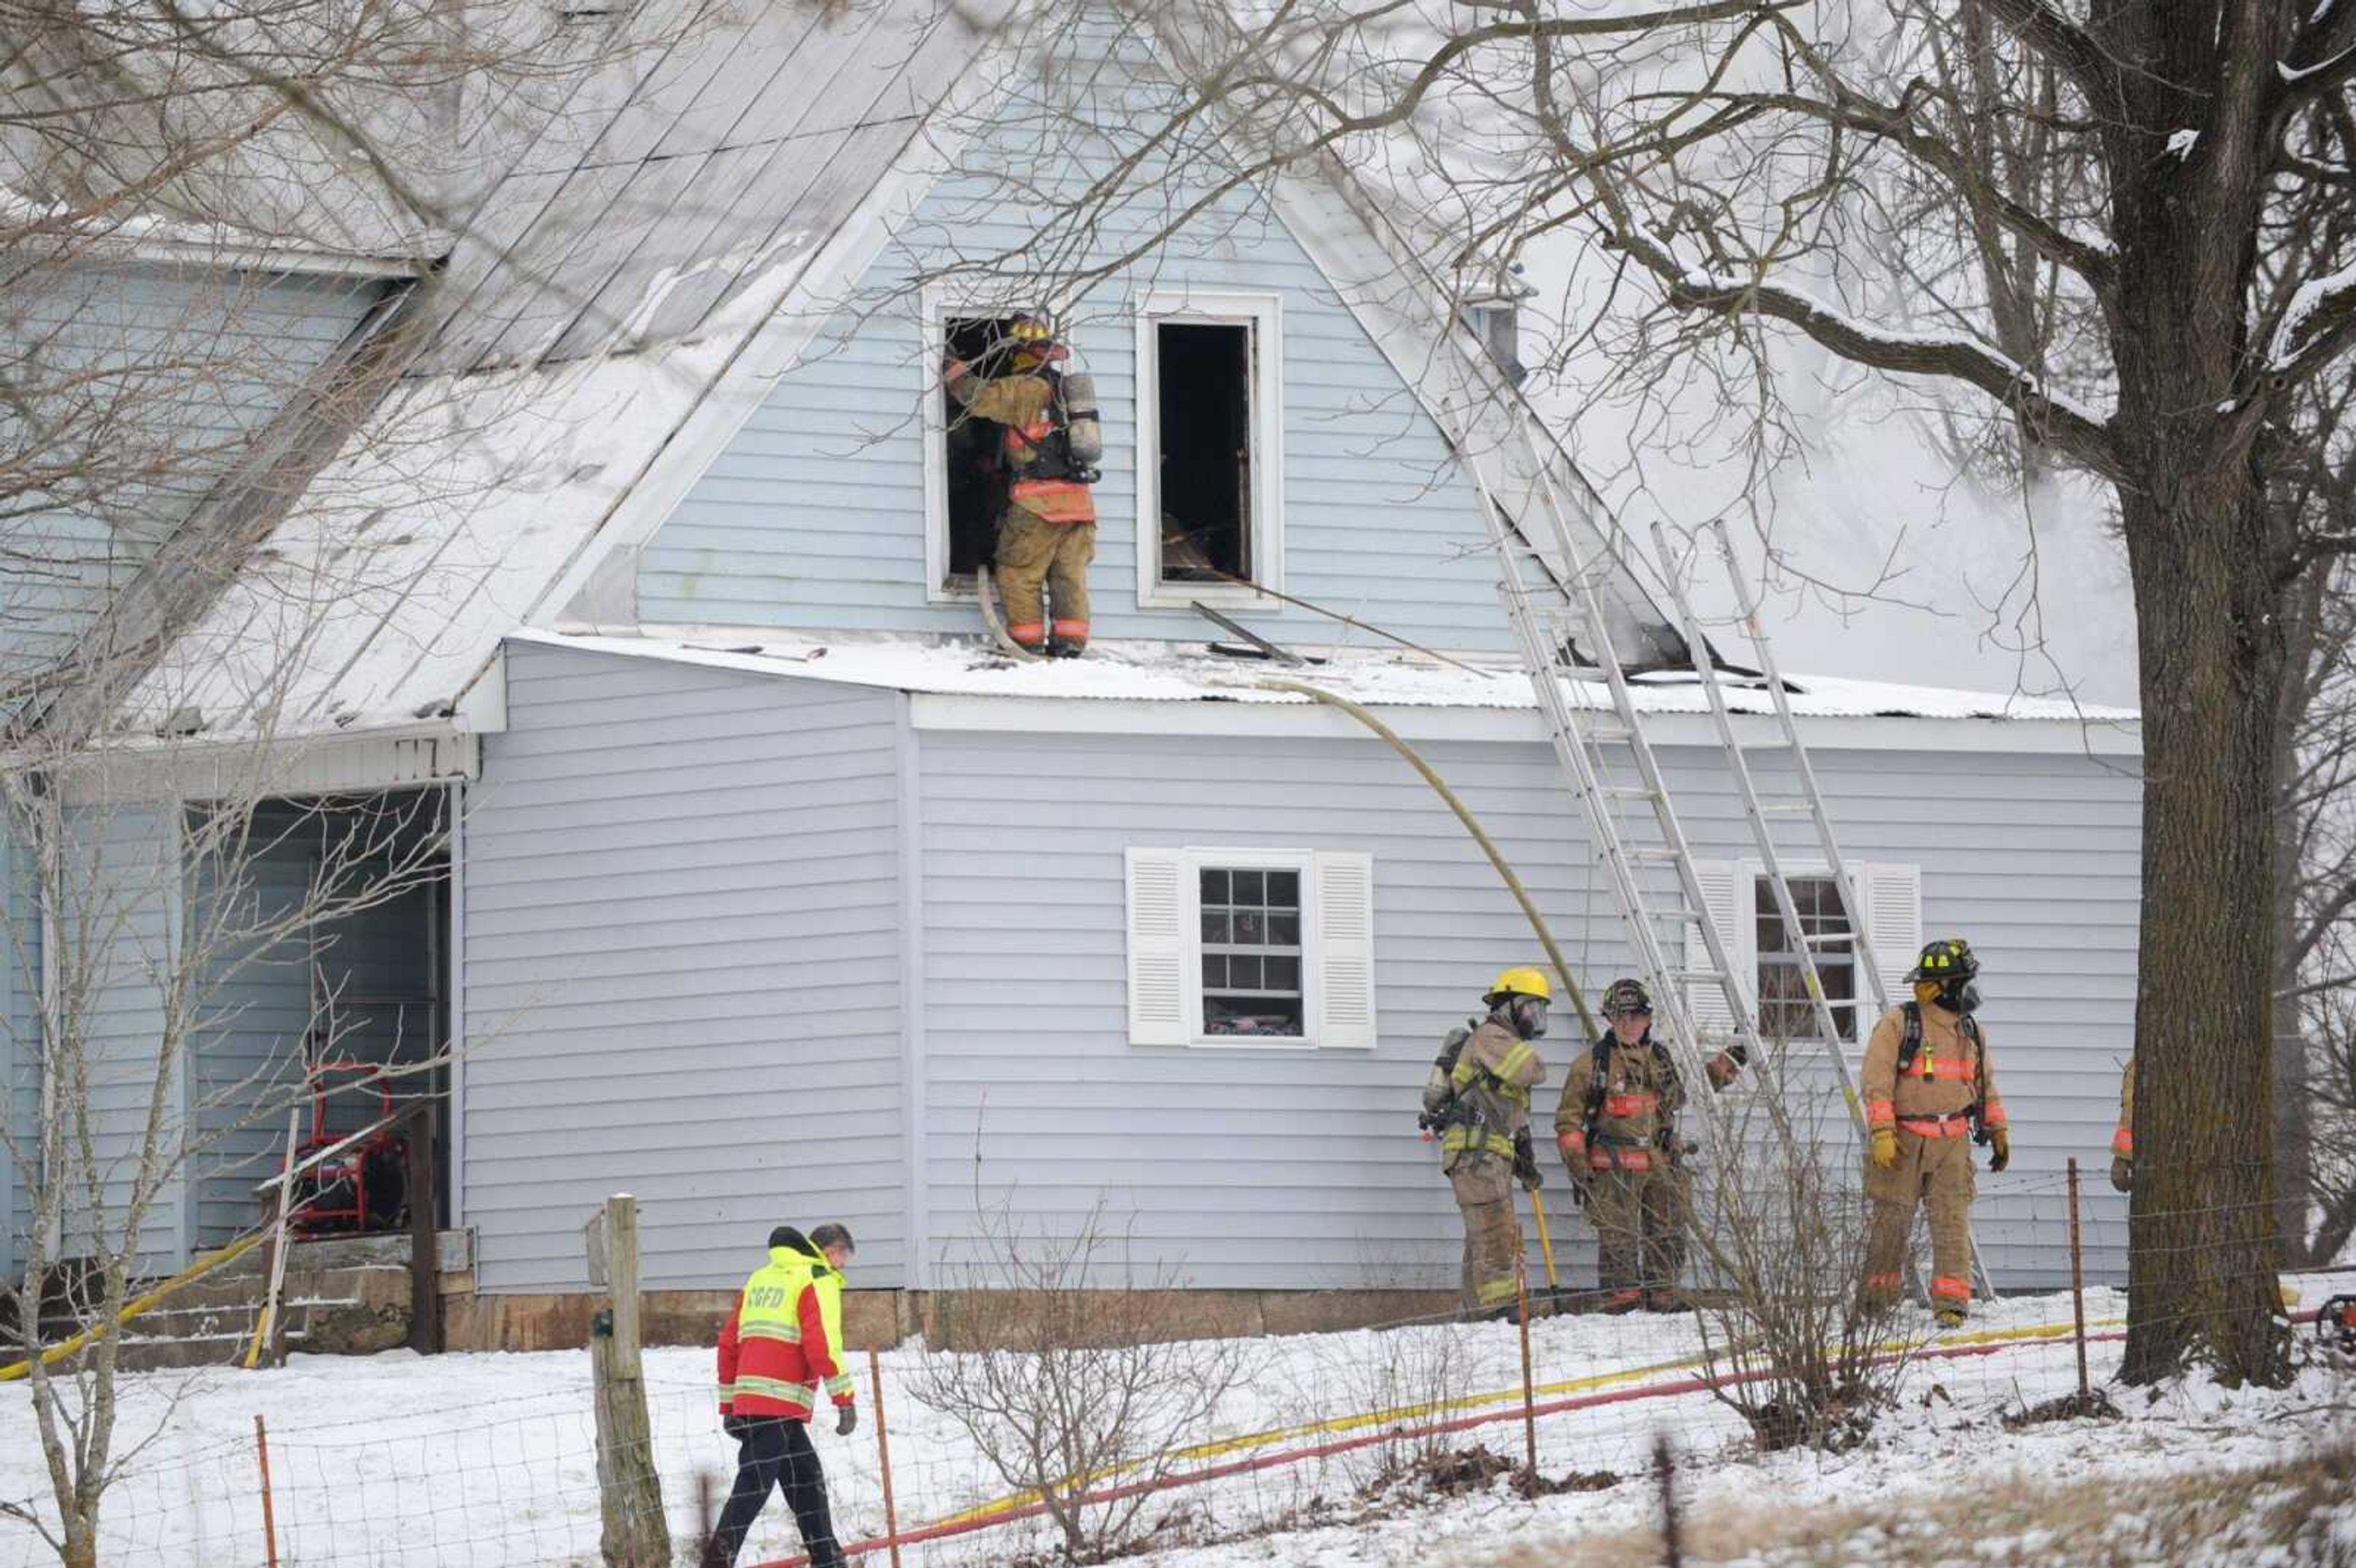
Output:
[1473, 1442, 2356, 1566]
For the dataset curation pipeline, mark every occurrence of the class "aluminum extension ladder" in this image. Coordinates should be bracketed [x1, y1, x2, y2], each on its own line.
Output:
[1464, 413, 1768, 1169]
[1649, 517, 1996, 1299]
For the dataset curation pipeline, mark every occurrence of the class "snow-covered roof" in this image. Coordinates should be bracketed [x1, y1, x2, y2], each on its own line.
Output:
[122, 1, 993, 740]
[513, 628, 2142, 739]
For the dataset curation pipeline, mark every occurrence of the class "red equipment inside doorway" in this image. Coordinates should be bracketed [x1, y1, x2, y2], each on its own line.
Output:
[287, 1060, 410, 1237]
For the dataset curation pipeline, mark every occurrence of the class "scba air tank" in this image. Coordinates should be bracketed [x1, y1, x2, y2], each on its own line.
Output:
[1060, 372, 1103, 478]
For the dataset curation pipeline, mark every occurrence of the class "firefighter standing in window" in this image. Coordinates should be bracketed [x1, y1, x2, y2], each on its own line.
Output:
[706, 1223, 858, 1568]
[942, 315, 1103, 657]
[1553, 978, 1740, 1313]
[1859, 938, 2010, 1327]
[2111, 1055, 2135, 1192]
[1420, 968, 1550, 1317]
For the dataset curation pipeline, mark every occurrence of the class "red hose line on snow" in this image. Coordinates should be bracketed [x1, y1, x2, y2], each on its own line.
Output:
[750, 1319, 2235, 1567]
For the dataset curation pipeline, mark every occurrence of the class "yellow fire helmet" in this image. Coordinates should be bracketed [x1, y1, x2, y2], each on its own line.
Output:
[1485, 966, 1552, 1004]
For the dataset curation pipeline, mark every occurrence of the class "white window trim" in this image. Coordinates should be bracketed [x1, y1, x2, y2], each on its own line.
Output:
[1133, 290, 1284, 609]
[920, 283, 1029, 605]
[1741, 860, 1857, 1046]
[1179, 846, 1317, 1050]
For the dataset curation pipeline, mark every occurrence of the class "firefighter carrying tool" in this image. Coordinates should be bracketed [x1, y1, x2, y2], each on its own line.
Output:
[707, 1223, 858, 1568]
[1554, 978, 1731, 1313]
[1422, 967, 1550, 1317]
[942, 315, 1102, 657]
[2111, 1055, 2135, 1193]
[1860, 938, 2009, 1328]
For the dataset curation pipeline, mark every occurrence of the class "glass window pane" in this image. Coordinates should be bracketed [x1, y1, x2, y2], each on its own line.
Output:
[1269, 912, 1299, 945]
[1269, 869, 1299, 906]
[1201, 867, 1230, 905]
[1234, 869, 1265, 905]
[1201, 910, 1230, 943]
[1267, 955, 1299, 992]
[1202, 955, 1226, 988]
[1236, 909, 1265, 945]
[1231, 956, 1263, 991]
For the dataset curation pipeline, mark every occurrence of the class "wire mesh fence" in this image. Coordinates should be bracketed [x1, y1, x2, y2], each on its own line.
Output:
[3, 1182, 2348, 1568]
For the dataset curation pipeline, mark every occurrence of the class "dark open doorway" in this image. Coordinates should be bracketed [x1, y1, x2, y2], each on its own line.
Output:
[941, 315, 1024, 586]
[1155, 320, 1253, 584]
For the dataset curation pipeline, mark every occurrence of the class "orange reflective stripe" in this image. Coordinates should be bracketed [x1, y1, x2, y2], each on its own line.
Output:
[1601, 1093, 1658, 1119]
[2112, 1128, 2133, 1156]
[1010, 480, 1096, 522]
[1930, 1275, 1971, 1301]
[1005, 621, 1045, 644]
[1898, 1116, 1971, 1138]
[1865, 1100, 1896, 1127]
[1863, 1272, 1902, 1292]
[1589, 1147, 1652, 1172]
[1916, 1057, 1977, 1082]
[1050, 618, 1089, 637]
[1980, 1102, 2008, 1129]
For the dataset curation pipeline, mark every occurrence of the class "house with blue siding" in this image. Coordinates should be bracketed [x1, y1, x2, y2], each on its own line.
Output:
[5, 1, 2144, 1343]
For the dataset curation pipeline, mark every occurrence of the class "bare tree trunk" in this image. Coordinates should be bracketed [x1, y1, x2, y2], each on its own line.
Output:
[2119, 452, 2292, 1385]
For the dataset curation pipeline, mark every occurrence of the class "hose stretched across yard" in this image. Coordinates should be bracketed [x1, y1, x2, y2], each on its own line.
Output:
[749, 1310, 2199, 1568]
[0, 1229, 270, 1383]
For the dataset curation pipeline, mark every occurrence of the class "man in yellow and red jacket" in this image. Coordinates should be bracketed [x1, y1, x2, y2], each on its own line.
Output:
[706, 1224, 857, 1568]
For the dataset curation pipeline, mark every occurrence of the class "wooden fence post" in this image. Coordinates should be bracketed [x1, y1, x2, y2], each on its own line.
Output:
[407, 1101, 442, 1355]
[588, 1194, 668, 1568]
[869, 1347, 904, 1568]
[254, 1414, 279, 1568]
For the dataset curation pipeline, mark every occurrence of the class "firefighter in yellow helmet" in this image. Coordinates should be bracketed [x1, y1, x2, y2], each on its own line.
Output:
[1421, 967, 1550, 1316]
[1860, 937, 2009, 1327]
[941, 315, 1101, 656]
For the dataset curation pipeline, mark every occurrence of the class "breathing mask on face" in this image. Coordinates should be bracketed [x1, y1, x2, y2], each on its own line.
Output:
[1509, 995, 1550, 1039]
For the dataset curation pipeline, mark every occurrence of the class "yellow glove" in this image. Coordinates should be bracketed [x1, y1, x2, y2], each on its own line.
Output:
[1869, 1127, 1898, 1169]
[1986, 1127, 2010, 1172]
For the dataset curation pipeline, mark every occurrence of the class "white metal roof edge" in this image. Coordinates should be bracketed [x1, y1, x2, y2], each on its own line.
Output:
[504, 630, 2144, 756]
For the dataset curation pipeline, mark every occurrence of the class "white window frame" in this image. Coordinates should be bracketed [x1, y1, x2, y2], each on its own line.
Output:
[1744, 863, 1864, 1045]
[1133, 290, 1284, 609]
[1126, 845, 1376, 1051]
[920, 283, 1030, 604]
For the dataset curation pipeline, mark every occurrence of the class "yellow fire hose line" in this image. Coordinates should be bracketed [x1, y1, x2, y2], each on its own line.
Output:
[0, 1230, 271, 1383]
[935, 1310, 2133, 1526]
[1253, 678, 1600, 1040]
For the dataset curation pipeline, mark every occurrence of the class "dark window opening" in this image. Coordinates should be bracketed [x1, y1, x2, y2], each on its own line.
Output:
[1199, 865, 1303, 1036]
[1156, 321, 1253, 585]
[1755, 874, 1856, 1042]
[942, 315, 1023, 586]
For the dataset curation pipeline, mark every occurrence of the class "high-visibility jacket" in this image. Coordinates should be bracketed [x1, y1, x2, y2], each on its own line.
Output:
[943, 361, 1098, 525]
[2114, 1056, 2135, 1158]
[1861, 1003, 2006, 1137]
[717, 1240, 855, 1421]
[1555, 1033, 1686, 1173]
[1436, 1018, 1546, 1170]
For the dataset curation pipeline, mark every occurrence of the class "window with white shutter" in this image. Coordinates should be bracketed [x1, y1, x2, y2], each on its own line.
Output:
[1123, 847, 1376, 1048]
[1687, 860, 1744, 1043]
[1858, 862, 1923, 1020]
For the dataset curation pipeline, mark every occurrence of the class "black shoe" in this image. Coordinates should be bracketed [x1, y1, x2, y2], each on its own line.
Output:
[1045, 636, 1086, 659]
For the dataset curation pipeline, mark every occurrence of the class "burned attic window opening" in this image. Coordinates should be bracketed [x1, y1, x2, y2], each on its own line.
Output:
[941, 314, 1023, 586]
[1156, 321, 1253, 586]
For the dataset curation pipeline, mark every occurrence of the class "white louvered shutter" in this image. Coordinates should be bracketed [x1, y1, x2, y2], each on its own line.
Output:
[1126, 848, 1189, 1046]
[1860, 863, 1923, 1018]
[1686, 860, 1746, 1046]
[1314, 851, 1377, 1048]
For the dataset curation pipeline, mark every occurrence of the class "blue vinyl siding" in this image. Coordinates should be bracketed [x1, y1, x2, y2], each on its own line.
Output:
[2, 824, 33, 1278]
[914, 723, 2142, 1293]
[462, 642, 909, 1293]
[638, 26, 1515, 652]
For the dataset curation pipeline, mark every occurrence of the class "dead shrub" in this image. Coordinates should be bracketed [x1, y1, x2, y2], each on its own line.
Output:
[910, 1193, 1257, 1564]
[1682, 1051, 1915, 1453]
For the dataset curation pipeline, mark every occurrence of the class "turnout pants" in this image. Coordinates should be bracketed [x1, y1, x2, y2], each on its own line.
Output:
[709, 1417, 842, 1568]
[995, 507, 1095, 647]
[1587, 1159, 1688, 1296]
[1862, 1129, 1976, 1313]
[1449, 1155, 1522, 1313]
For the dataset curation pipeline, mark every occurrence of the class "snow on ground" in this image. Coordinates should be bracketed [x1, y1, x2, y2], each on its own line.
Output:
[3, 1275, 2349, 1567]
